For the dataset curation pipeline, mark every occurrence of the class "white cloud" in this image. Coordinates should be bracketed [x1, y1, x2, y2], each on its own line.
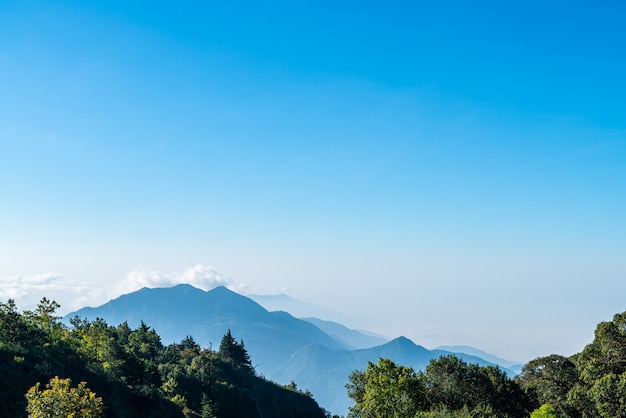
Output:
[0, 272, 63, 299]
[119, 263, 233, 294]
[0, 264, 288, 314]
[0, 272, 89, 311]
[117, 263, 289, 297]
[233, 282, 290, 296]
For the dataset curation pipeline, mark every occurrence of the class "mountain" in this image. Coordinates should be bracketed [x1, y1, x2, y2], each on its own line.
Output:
[273, 336, 514, 414]
[1, 303, 328, 418]
[301, 317, 388, 349]
[273, 337, 433, 399]
[435, 345, 523, 375]
[65, 284, 344, 371]
[249, 293, 388, 349]
[249, 293, 355, 325]
[66, 285, 519, 416]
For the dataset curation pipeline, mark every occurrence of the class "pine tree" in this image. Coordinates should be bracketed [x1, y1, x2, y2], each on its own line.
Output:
[218, 330, 252, 372]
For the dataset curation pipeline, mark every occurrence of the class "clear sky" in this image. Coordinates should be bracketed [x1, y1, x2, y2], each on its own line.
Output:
[1, 0, 625, 362]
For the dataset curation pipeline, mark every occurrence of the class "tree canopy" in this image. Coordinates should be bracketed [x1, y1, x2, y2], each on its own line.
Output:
[347, 355, 533, 418]
[517, 311, 626, 417]
[345, 309, 626, 418]
[26, 376, 104, 418]
[218, 329, 253, 372]
[0, 297, 327, 418]
[346, 358, 425, 418]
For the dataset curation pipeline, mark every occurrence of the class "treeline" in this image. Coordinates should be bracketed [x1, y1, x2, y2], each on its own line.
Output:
[0, 298, 328, 418]
[346, 356, 534, 418]
[346, 310, 626, 418]
[518, 311, 626, 417]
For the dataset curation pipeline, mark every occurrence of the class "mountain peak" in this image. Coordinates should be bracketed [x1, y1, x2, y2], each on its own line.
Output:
[64, 283, 344, 370]
[391, 336, 413, 344]
[387, 336, 424, 350]
[209, 285, 236, 294]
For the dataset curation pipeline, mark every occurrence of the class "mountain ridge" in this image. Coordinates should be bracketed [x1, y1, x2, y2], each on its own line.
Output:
[66, 284, 344, 371]
[301, 317, 388, 349]
[65, 284, 520, 415]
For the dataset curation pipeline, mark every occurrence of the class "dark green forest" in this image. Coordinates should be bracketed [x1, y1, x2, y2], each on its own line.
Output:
[345, 310, 626, 417]
[0, 298, 328, 417]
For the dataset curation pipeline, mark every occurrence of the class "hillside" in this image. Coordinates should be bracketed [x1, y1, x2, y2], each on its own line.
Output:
[301, 317, 388, 349]
[0, 298, 328, 417]
[65, 285, 522, 415]
[274, 336, 514, 414]
[67, 284, 345, 372]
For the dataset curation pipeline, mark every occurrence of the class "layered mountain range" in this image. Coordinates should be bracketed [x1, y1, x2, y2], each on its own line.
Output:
[66, 284, 519, 415]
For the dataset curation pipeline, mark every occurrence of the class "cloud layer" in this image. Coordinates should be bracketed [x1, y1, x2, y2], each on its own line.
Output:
[121, 264, 233, 294]
[0, 272, 65, 300]
[0, 272, 93, 312]
[0, 264, 286, 314]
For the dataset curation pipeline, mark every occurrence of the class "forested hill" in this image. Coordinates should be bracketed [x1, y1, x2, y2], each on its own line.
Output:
[64, 284, 520, 414]
[0, 298, 329, 418]
[342, 310, 626, 418]
[67, 284, 346, 371]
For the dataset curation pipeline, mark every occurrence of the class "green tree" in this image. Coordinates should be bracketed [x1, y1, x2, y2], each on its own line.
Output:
[530, 404, 559, 418]
[22, 298, 62, 341]
[422, 356, 479, 411]
[119, 321, 163, 389]
[587, 372, 626, 417]
[1, 304, 327, 418]
[422, 355, 532, 418]
[577, 312, 626, 382]
[25, 376, 104, 418]
[33, 298, 61, 331]
[200, 393, 217, 418]
[69, 317, 115, 365]
[218, 330, 252, 372]
[0, 298, 30, 349]
[126, 321, 163, 361]
[346, 357, 426, 418]
[519, 354, 577, 416]
[568, 311, 626, 417]
[414, 407, 474, 417]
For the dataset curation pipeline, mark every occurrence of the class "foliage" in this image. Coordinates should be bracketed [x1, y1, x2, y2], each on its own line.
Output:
[422, 355, 533, 417]
[25, 376, 104, 418]
[219, 329, 253, 372]
[518, 354, 577, 416]
[0, 299, 30, 350]
[346, 358, 425, 417]
[0, 297, 328, 418]
[517, 311, 626, 418]
[414, 406, 474, 417]
[530, 404, 559, 418]
[346, 355, 532, 418]
[10, 298, 626, 418]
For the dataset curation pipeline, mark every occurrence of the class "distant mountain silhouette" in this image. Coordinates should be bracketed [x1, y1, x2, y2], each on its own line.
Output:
[249, 293, 388, 349]
[249, 293, 356, 326]
[273, 336, 433, 407]
[273, 336, 514, 414]
[66, 284, 344, 371]
[301, 317, 388, 349]
[66, 284, 519, 416]
[435, 344, 523, 375]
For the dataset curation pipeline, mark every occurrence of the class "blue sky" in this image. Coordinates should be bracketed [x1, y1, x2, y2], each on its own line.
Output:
[1, 0, 625, 361]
